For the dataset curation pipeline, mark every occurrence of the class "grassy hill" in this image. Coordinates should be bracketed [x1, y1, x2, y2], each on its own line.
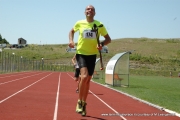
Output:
[3, 38, 180, 75]
[4, 38, 180, 60]
[109, 38, 180, 60]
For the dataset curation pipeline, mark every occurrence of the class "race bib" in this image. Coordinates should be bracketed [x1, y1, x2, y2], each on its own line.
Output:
[83, 29, 96, 39]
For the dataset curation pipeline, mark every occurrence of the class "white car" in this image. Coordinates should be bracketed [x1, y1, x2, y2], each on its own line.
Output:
[101, 46, 109, 53]
[66, 46, 109, 53]
[66, 46, 76, 52]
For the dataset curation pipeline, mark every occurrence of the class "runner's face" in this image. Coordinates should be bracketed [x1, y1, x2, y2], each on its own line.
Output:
[85, 6, 95, 17]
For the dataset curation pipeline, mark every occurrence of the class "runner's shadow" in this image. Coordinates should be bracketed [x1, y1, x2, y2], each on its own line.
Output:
[81, 115, 106, 120]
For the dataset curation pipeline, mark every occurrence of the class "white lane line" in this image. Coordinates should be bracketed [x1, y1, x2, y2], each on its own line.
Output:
[89, 90, 127, 120]
[0, 71, 38, 79]
[0, 71, 26, 76]
[0, 72, 45, 85]
[0, 72, 52, 104]
[67, 73, 127, 120]
[53, 73, 61, 120]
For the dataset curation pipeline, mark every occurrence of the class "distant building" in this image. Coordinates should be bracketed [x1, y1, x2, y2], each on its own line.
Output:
[18, 38, 27, 44]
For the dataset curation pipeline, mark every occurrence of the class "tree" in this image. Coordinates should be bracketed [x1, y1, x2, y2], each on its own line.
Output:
[0, 34, 2, 41]
[0, 34, 9, 44]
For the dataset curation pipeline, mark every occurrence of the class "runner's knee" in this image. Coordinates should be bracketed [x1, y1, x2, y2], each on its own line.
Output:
[81, 74, 88, 80]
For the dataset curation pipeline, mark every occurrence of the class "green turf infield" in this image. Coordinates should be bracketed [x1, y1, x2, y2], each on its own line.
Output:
[93, 75, 180, 113]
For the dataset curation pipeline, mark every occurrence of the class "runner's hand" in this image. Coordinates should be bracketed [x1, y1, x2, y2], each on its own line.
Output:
[69, 41, 75, 48]
[97, 44, 103, 50]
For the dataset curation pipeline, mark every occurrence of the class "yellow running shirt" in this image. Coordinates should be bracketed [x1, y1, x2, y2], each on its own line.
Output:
[73, 19, 108, 55]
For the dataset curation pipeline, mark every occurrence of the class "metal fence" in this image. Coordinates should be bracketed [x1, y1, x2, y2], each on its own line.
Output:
[0, 52, 74, 73]
[0, 51, 180, 77]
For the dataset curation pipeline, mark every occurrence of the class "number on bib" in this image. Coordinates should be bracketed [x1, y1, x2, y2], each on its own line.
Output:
[83, 30, 96, 39]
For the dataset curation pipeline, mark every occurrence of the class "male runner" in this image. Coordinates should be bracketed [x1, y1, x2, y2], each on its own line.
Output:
[68, 5, 111, 116]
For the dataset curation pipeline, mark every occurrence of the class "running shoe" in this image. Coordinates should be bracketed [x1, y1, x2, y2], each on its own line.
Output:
[76, 88, 79, 93]
[81, 101, 87, 116]
[76, 100, 82, 113]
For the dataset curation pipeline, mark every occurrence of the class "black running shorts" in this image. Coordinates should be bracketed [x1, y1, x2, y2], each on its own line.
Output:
[76, 54, 96, 76]
[74, 68, 80, 78]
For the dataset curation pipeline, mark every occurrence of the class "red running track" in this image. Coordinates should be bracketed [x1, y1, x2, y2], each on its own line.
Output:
[0, 71, 179, 120]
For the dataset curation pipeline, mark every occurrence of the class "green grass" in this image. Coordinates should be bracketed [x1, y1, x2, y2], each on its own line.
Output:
[4, 38, 180, 61]
[93, 75, 180, 113]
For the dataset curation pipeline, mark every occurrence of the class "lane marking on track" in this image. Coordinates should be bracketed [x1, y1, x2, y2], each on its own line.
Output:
[0, 71, 38, 79]
[0, 72, 52, 104]
[66, 73, 127, 120]
[0, 71, 26, 76]
[89, 90, 127, 120]
[53, 73, 61, 120]
[0, 72, 45, 85]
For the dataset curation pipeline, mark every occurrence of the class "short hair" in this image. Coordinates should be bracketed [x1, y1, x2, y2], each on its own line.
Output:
[85, 5, 95, 12]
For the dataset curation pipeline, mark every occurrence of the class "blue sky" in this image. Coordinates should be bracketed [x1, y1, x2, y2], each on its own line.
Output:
[0, 0, 179, 44]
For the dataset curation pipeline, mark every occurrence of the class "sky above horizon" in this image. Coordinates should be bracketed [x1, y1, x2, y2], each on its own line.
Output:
[0, 0, 180, 44]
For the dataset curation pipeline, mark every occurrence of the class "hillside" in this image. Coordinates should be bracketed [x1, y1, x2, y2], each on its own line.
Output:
[108, 38, 180, 59]
[3, 38, 180, 63]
